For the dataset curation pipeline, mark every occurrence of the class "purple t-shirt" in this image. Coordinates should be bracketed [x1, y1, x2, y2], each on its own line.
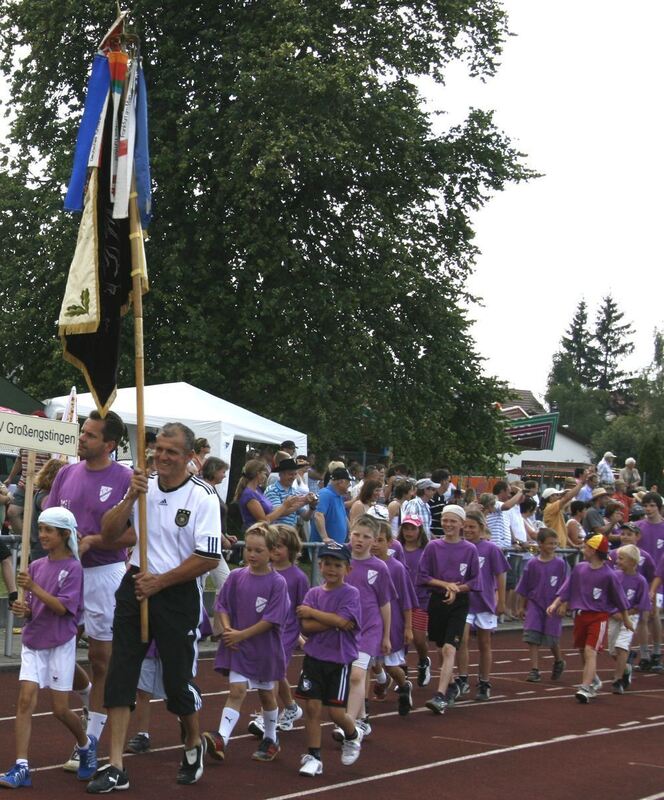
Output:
[23, 556, 83, 649]
[384, 556, 417, 653]
[301, 583, 361, 664]
[417, 538, 482, 595]
[608, 547, 656, 583]
[558, 562, 629, 613]
[610, 570, 650, 614]
[387, 538, 405, 564]
[214, 568, 289, 682]
[469, 539, 509, 615]
[635, 519, 664, 563]
[402, 546, 429, 610]
[275, 564, 309, 658]
[44, 460, 132, 568]
[238, 487, 273, 528]
[346, 556, 395, 657]
[516, 556, 568, 638]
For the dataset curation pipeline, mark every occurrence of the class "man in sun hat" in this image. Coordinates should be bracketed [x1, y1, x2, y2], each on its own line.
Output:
[597, 451, 617, 490]
[582, 488, 621, 536]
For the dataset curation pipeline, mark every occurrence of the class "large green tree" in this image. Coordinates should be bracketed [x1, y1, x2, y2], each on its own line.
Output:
[0, 1, 534, 471]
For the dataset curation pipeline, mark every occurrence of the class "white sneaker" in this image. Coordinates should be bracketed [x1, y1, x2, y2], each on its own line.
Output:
[63, 746, 80, 773]
[341, 725, 364, 766]
[356, 717, 371, 737]
[278, 704, 303, 731]
[331, 725, 345, 742]
[299, 753, 323, 776]
[590, 675, 602, 694]
[247, 713, 265, 738]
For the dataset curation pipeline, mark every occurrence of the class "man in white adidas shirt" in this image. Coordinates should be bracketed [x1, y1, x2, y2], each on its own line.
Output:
[87, 422, 221, 793]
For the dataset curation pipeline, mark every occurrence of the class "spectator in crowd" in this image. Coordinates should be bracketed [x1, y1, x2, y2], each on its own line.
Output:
[264, 459, 316, 527]
[312, 467, 351, 545]
[403, 479, 439, 539]
[6, 447, 51, 536]
[541, 472, 588, 546]
[234, 459, 305, 529]
[620, 458, 641, 491]
[187, 438, 211, 476]
[566, 500, 587, 548]
[350, 465, 381, 501]
[482, 481, 523, 549]
[202, 457, 233, 591]
[577, 471, 599, 503]
[349, 480, 384, 525]
[280, 440, 297, 457]
[582, 488, 620, 536]
[266, 451, 292, 487]
[612, 480, 633, 516]
[429, 469, 454, 537]
[597, 451, 617, 489]
[388, 480, 416, 535]
[305, 453, 323, 493]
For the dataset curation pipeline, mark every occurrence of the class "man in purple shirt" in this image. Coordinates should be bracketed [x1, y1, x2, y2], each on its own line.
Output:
[44, 410, 134, 766]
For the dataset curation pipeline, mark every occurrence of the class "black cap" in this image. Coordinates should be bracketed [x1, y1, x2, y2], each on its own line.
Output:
[318, 542, 351, 563]
[330, 467, 351, 481]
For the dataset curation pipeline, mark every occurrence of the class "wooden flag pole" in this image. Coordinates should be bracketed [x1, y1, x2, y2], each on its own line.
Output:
[129, 179, 149, 643]
[18, 451, 36, 601]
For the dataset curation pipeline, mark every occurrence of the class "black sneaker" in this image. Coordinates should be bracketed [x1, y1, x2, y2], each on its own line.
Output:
[476, 680, 491, 702]
[622, 663, 633, 689]
[651, 654, 664, 673]
[551, 659, 566, 680]
[86, 765, 130, 794]
[425, 693, 447, 715]
[398, 681, 413, 716]
[176, 739, 206, 785]
[125, 733, 150, 754]
[526, 668, 541, 682]
[612, 679, 624, 695]
[639, 656, 652, 672]
[417, 657, 432, 687]
[455, 676, 470, 696]
[444, 681, 460, 707]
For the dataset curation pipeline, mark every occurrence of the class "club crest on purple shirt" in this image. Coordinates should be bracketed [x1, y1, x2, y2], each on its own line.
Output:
[639, 556, 645, 566]
[255, 596, 267, 613]
[459, 563, 468, 577]
[99, 485, 113, 502]
[658, 539, 664, 550]
[626, 589, 635, 601]
[58, 569, 70, 586]
[479, 557, 485, 569]
[550, 576, 558, 587]
[175, 508, 190, 527]
[592, 587, 602, 600]
[367, 569, 378, 585]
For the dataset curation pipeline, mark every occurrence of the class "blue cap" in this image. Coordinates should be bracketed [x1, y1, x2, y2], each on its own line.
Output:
[318, 542, 351, 563]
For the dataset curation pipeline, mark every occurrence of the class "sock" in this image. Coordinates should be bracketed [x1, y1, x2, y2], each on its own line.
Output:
[87, 711, 107, 741]
[15, 760, 28, 768]
[78, 737, 91, 752]
[653, 644, 661, 656]
[218, 707, 240, 745]
[641, 644, 650, 657]
[78, 683, 92, 709]
[308, 747, 321, 759]
[364, 698, 370, 715]
[263, 708, 278, 741]
[375, 670, 387, 685]
[345, 727, 358, 741]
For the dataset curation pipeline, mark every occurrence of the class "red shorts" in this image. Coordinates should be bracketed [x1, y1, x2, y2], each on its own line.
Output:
[412, 608, 429, 633]
[573, 611, 609, 651]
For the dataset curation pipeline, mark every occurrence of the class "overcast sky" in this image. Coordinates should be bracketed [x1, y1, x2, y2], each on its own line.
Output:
[422, 0, 663, 400]
[2, 2, 661, 406]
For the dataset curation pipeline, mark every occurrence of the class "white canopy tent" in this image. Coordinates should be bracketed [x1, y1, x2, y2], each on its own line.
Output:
[44, 382, 307, 499]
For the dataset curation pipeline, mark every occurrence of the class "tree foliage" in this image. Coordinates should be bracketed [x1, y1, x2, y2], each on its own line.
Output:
[0, 1, 535, 471]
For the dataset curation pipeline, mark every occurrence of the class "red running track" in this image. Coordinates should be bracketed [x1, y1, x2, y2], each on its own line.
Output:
[1, 629, 664, 799]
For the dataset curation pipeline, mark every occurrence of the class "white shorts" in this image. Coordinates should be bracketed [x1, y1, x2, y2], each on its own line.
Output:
[83, 562, 126, 641]
[228, 671, 274, 691]
[383, 649, 405, 667]
[608, 614, 640, 655]
[138, 656, 166, 699]
[19, 639, 76, 691]
[466, 612, 498, 631]
[352, 651, 374, 671]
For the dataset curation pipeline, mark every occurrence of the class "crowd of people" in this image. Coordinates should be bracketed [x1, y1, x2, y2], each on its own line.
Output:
[0, 424, 663, 791]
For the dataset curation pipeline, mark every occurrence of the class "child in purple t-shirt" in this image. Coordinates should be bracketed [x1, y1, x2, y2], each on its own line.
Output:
[397, 515, 431, 686]
[295, 542, 363, 776]
[548, 534, 632, 703]
[370, 522, 417, 715]
[456, 510, 509, 702]
[0, 508, 93, 789]
[417, 505, 481, 715]
[608, 544, 651, 694]
[343, 514, 393, 736]
[516, 528, 569, 683]
[203, 523, 289, 764]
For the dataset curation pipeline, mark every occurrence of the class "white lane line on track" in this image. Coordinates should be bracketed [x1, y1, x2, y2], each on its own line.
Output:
[635, 792, 664, 799]
[618, 720, 641, 727]
[648, 715, 664, 720]
[629, 762, 664, 771]
[546, 687, 565, 691]
[588, 728, 611, 733]
[494, 660, 511, 664]
[516, 691, 534, 695]
[261, 720, 664, 800]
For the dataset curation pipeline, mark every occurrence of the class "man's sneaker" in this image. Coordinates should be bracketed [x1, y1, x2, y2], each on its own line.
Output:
[612, 679, 624, 694]
[63, 746, 80, 773]
[651, 654, 664, 673]
[252, 737, 280, 762]
[176, 739, 206, 785]
[398, 680, 413, 716]
[417, 657, 432, 687]
[455, 676, 470, 696]
[331, 725, 345, 743]
[444, 681, 460, 707]
[526, 668, 541, 683]
[247, 713, 265, 738]
[476, 680, 491, 702]
[575, 685, 593, 704]
[340, 727, 363, 766]
[299, 754, 323, 776]
[86, 764, 129, 794]
[202, 731, 225, 762]
[622, 663, 633, 689]
[125, 733, 150, 754]
[277, 704, 303, 732]
[425, 693, 447, 715]
[639, 656, 652, 672]
[373, 675, 394, 701]
[77, 736, 98, 782]
[356, 717, 372, 737]
[0, 763, 32, 789]
[551, 659, 566, 680]
[590, 674, 602, 694]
